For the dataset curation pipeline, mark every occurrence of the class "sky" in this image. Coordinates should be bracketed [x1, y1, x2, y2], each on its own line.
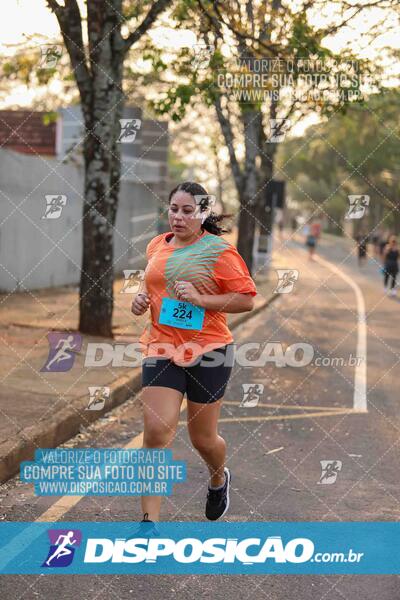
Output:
[1, 0, 399, 135]
[1, 0, 399, 54]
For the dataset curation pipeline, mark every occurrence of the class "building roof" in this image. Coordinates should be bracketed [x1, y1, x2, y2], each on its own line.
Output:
[0, 110, 56, 156]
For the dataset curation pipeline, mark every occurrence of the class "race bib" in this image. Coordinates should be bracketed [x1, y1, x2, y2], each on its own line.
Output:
[159, 298, 205, 330]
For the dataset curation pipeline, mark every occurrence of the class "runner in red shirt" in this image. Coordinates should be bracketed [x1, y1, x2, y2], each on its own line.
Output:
[306, 217, 322, 260]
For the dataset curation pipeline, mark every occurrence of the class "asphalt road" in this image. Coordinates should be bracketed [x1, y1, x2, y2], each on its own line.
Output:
[1, 235, 399, 599]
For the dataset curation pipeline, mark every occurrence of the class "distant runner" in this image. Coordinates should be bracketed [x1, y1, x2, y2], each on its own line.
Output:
[355, 231, 369, 267]
[305, 217, 321, 260]
[379, 231, 389, 262]
[370, 228, 381, 258]
[382, 235, 399, 296]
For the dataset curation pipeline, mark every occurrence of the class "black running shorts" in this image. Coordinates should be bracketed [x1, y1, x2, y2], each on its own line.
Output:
[141, 344, 234, 404]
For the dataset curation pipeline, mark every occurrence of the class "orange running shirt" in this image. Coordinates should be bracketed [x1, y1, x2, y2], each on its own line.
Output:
[139, 230, 257, 364]
[310, 222, 321, 238]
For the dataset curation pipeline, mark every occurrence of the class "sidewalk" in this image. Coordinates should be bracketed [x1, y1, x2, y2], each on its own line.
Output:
[0, 239, 290, 483]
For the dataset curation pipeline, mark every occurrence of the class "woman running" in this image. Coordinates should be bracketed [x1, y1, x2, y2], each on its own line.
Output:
[305, 218, 321, 260]
[382, 235, 399, 296]
[355, 231, 368, 267]
[131, 181, 257, 527]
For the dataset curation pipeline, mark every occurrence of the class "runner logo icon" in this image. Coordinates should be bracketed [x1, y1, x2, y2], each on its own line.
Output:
[240, 383, 264, 407]
[40, 332, 82, 372]
[345, 195, 370, 220]
[318, 460, 343, 485]
[120, 270, 145, 294]
[117, 119, 142, 143]
[42, 194, 67, 219]
[275, 269, 299, 294]
[42, 529, 82, 567]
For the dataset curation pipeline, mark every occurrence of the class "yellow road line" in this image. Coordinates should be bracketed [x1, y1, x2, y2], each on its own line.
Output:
[178, 408, 363, 425]
[35, 402, 361, 522]
[222, 401, 346, 411]
[36, 399, 188, 522]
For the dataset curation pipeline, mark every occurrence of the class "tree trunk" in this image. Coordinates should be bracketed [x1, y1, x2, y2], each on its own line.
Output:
[258, 145, 277, 237]
[256, 100, 278, 263]
[79, 87, 124, 336]
[79, 1, 125, 337]
[236, 109, 262, 272]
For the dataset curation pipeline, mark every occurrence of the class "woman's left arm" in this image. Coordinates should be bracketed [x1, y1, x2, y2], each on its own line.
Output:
[173, 281, 254, 313]
[198, 291, 254, 313]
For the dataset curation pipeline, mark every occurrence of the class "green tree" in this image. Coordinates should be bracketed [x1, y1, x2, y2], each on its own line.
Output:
[148, 0, 370, 271]
[278, 89, 400, 233]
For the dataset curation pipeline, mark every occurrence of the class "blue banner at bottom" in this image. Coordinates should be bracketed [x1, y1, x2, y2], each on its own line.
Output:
[0, 522, 398, 574]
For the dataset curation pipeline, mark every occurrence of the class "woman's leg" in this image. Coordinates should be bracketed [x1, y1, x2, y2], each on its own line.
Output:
[141, 386, 184, 521]
[186, 400, 226, 487]
[384, 270, 389, 288]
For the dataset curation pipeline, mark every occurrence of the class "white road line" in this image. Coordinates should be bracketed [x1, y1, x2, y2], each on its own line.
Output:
[313, 253, 367, 412]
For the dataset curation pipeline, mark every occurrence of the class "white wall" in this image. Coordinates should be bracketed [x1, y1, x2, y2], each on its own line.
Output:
[0, 148, 164, 292]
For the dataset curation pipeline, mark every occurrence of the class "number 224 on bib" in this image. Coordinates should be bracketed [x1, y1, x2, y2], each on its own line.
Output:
[159, 298, 205, 330]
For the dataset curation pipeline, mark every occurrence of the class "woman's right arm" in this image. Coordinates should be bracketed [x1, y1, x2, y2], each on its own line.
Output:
[131, 279, 150, 315]
[140, 279, 148, 296]
[132, 234, 162, 315]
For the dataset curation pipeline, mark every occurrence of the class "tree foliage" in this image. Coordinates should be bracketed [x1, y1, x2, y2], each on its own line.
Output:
[278, 89, 400, 233]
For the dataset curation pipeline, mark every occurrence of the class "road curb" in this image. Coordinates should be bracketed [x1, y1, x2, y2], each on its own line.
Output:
[0, 291, 278, 484]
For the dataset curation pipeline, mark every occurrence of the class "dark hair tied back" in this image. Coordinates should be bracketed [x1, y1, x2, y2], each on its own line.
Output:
[168, 181, 230, 236]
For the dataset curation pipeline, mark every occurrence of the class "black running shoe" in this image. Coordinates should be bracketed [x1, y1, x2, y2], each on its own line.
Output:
[127, 513, 160, 540]
[205, 467, 231, 521]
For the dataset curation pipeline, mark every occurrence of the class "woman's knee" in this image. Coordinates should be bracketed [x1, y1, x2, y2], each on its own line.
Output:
[189, 432, 220, 454]
[143, 420, 175, 447]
